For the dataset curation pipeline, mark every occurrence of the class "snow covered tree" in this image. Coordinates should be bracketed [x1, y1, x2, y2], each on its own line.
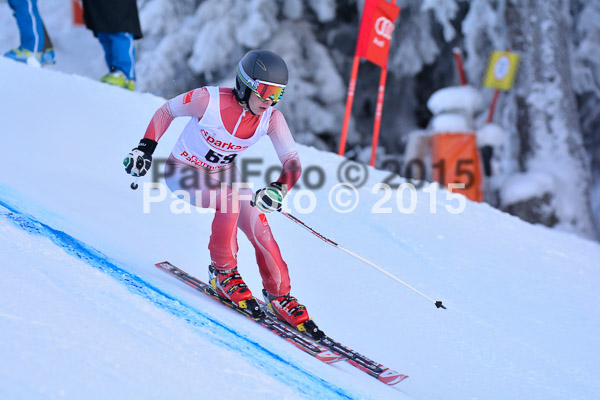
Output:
[571, 0, 600, 238]
[461, 0, 597, 238]
[500, 0, 596, 238]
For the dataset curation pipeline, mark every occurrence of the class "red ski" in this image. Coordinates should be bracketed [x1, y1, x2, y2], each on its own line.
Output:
[156, 261, 408, 385]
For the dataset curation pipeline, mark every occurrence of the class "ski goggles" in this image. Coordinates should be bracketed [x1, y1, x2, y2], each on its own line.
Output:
[252, 80, 286, 102]
[237, 62, 286, 102]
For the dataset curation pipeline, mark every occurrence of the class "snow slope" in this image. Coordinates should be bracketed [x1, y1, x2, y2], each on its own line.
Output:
[0, 201, 348, 400]
[1, 59, 600, 400]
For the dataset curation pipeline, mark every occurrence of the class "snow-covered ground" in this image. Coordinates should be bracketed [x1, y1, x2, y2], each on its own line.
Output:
[1, 54, 600, 399]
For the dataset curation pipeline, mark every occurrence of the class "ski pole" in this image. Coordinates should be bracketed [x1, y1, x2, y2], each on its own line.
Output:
[279, 211, 446, 309]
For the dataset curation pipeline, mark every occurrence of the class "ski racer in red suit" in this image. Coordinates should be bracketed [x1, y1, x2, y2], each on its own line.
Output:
[124, 50, 313, 330]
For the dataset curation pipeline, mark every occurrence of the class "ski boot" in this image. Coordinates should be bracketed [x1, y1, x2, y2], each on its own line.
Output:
[4, 47, 56, 66]
[262, 289, 324, 340]
[38, 48, 56, 65]
[100, 70, 135, 91]
[4, 47, 34, 63]
[208, 264, 263, 319]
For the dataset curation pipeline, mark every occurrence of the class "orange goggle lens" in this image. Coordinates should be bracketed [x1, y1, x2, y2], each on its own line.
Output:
[253, 81, 285, 102]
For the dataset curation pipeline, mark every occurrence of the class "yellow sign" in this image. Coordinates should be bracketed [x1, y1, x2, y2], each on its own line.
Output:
[483, 51, 520, 91]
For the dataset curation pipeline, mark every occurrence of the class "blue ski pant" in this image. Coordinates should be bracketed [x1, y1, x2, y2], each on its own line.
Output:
[97, 32, 136, 81]
[8, 0, 44, 52]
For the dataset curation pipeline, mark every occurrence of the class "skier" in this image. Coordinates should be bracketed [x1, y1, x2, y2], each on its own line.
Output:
[124, 50, 313, 330]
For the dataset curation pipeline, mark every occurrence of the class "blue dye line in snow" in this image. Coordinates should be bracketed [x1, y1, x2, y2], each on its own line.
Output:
[0, 196, 358, 400]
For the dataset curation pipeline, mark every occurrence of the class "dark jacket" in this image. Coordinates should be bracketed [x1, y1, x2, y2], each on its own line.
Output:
[82, 0, 143, 39]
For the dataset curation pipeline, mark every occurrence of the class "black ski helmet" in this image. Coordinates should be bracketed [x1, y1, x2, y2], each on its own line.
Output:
[234, 50, 288, 106]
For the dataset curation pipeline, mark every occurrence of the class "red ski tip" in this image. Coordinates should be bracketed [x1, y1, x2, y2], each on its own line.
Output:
[378, 369, 409, 385]
[315, 349, 345, 364]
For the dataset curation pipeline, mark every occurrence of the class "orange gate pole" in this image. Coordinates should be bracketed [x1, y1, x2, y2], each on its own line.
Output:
[369, 66, 388, 166]
[338, 54, 361, 156]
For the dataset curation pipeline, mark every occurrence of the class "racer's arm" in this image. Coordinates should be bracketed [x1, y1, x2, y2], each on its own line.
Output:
[143, 87, 210, 141]
[267, 109, 302, 190]
[125, 88, 210, 177]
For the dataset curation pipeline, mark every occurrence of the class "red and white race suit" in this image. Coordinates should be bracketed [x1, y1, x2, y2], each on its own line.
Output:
[143, 86, 301, 296]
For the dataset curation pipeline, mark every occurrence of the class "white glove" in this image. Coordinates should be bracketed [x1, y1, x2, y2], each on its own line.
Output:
[123, 138, 157, 177]
[124, 149, 152, 177]
[251, 182, 287, 213]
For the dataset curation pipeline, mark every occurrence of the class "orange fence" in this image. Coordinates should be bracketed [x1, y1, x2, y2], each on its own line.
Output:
[429, 133, 483, 202]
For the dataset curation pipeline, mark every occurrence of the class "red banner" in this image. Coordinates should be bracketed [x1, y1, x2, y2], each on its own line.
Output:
[356, 0, 401, 68]
[339, 0, 401, 160]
